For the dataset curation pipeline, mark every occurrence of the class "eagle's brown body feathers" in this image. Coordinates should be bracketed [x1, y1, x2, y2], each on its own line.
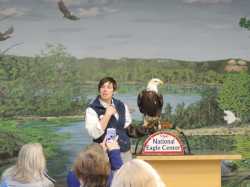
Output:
[137, 90, 163, 117]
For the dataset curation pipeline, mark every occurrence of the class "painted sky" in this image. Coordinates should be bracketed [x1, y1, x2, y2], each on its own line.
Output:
[0, 0, 250, 61]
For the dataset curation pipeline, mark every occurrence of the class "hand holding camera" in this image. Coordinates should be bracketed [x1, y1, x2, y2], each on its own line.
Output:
[105, 128, 119, 151]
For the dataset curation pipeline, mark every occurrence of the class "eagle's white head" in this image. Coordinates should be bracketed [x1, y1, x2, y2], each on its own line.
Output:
[146, 78, 164, 93]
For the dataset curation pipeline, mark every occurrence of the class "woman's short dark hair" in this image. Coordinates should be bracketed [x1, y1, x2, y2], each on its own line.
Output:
[98, 77, 117, 91]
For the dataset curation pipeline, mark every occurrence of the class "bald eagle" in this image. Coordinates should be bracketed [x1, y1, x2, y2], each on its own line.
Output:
[57, 0, 80, 21]
[137, 78, 164, 129]
[0, 26, 14, 41]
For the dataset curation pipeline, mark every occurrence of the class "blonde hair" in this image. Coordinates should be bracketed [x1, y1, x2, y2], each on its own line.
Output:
[73, 143, 110, 187]
[111, 159, 165, 187]
[2, 143, 47, 183]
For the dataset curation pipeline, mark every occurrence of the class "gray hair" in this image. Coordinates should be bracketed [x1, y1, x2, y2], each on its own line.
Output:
[111, 159, 165, 187]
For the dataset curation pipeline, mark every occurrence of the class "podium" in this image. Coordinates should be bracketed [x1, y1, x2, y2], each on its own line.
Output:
[137, 154, 241, 187]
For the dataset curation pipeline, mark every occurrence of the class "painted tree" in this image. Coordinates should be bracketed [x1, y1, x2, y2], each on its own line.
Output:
[218, 72, 250, 121]
[162, 103, 172, 121]
[239, 17, 250, 30]
[0, 44, 88, 117]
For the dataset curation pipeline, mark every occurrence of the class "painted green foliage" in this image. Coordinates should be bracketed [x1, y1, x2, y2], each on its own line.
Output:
[163, 88, 225, 129]
[0, 44, 87, 117]
[0, 43, 249, 117]
[239, 17, 250, 30]
[0, 119, 70, 160]
[218, 72, 250, 120]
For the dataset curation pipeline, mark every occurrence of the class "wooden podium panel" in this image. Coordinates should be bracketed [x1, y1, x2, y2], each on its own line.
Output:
[137, 155, 241, 187]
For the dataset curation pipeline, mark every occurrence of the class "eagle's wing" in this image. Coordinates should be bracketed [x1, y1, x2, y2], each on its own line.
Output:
[149, 92, 163, 116]
[158, 93, 163, 109]
[137, 90, 145, 114]
[69, 14, 80, 20]
[4, 26, 14, 35]
[157, 93, 164, 115]
[58, 0, 71, 17]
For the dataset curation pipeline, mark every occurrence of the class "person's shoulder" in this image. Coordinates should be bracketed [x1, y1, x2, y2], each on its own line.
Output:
[88, 96, 102, 108]
[85, 107, 97, 116]
[0, 179, 9, 187]
[42, 177, 54, 187]
[1, 166, 14, 182]
[67, 170, 76, 178]
[113, 98, 125, 106]
[67, 170, 80, 187]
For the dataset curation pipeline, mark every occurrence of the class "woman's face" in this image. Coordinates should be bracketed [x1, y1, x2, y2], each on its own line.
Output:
[99, 81, 114, 102]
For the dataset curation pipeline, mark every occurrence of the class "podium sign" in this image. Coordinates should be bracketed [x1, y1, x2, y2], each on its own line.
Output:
[142, 131, 184, 155]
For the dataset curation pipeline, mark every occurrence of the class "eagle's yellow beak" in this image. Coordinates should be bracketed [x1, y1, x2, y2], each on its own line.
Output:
[159, 80, 164, 85]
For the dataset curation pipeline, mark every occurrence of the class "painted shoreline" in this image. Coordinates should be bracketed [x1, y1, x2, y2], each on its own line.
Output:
[183, 126, 250, 136]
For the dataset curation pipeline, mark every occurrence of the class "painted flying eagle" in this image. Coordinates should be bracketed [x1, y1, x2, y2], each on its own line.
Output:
[137, 78, 164, 129]
[0, 26, 14, 41]
[224, 110, 240, 125]
[57, 0, 80, 21]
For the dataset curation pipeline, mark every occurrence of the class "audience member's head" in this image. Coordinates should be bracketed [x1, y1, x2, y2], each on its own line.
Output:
[1, 143, 53, 187]
[111, 159, 165, 187]
[73, 143, 110, 187]
[5, 143, 46, 182]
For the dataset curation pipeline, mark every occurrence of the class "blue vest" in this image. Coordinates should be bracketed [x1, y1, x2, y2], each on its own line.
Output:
[89, 96, 130, 152]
